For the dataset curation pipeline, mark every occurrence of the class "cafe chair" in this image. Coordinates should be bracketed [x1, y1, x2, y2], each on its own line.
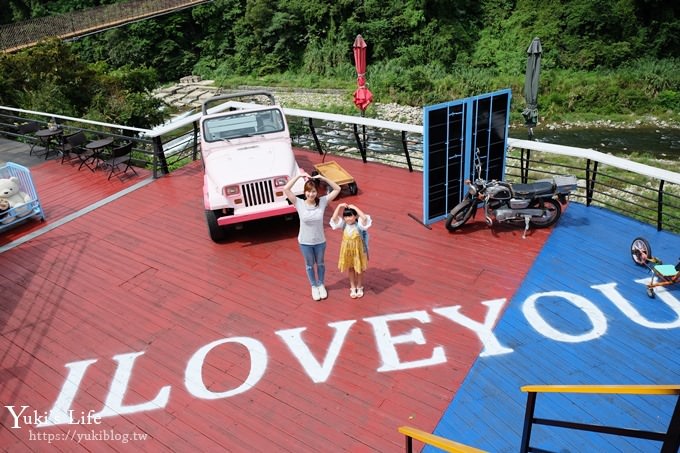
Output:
[60, 131, 88, 164]
[17, 121, 41, 155]
[103, 142, 137, 180]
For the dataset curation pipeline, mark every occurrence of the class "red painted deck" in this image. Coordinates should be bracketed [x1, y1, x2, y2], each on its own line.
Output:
[0, 148, 550, 451]
[0, 158, 151, 247]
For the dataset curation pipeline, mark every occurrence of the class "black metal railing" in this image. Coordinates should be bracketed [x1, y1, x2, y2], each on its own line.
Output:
[288, 116, 422, 172]
[2, 104, 680, 234]
[0, 109, 161, 173]
[507, 147, 680, 232]
[520, 385, 680, 453]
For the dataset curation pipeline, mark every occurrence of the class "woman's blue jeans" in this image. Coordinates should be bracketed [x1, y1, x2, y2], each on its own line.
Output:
[299, 242, 326, 287]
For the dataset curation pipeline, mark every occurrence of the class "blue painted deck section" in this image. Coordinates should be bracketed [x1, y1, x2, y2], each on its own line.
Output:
[430, 202, 680, 452]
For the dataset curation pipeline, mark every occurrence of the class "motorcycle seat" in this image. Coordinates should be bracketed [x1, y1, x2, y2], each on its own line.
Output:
[512, 180, 554, 198]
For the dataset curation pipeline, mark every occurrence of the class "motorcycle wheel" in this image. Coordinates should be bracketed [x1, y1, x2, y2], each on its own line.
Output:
[445, 198, 476, 231]
[528, 198, 562, 228]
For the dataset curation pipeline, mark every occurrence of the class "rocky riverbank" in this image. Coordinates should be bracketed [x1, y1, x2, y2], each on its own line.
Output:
[153, 78, 679, 130]
[152, 79, 424, 124]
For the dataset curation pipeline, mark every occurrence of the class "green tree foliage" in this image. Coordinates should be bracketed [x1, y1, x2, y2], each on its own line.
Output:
[2, 0, 33, 24]
[0, 39, 165, 128]
[0, 0, 119, 24]
[5, 0, 678, 75]
[0, 38, 97, 115]
[560, 0, 643, 69]
[1, 0, 678, 124]
[70, 10, 200, 83]
[190, 0, 244, 75]
[634, 0, 680, 57]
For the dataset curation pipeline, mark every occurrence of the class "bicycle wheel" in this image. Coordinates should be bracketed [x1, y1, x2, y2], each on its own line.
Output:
[630, 237, 651, 266]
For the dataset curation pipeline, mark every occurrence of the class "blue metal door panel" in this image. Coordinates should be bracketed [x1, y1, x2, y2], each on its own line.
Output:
[423, 89, 511, 225]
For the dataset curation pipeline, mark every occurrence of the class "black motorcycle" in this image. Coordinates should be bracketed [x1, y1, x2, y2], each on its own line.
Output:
[445, 154, 577, 236]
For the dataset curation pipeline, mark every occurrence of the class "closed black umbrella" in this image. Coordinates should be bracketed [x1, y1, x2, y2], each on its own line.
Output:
[522, 37, 542, 140]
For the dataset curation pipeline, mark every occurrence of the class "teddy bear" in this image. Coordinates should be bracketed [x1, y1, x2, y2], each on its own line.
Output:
[0, 176, 32, 224]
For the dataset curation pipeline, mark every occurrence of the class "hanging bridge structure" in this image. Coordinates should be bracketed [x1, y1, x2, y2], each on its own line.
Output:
[0, 0, 213, 53]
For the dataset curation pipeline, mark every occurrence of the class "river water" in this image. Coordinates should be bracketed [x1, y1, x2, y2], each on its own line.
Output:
[510, 127, 680, 158]
[297, 123, 680, 163]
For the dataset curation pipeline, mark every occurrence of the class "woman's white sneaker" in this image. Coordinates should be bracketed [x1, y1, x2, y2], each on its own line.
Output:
[311, 286, 321, 301]
[317, 284, 328, 299]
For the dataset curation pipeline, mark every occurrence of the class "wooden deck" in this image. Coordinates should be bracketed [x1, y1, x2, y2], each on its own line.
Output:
[1, 143, 678, 452]
[432, 203, 680, 452]
[0, 152, 151, 248]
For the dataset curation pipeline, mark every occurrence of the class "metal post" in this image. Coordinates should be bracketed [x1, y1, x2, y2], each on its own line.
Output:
[657, 180, 665, 231]
[661, 394, 680, 453]
[585, 159, 598, 207]
[352, 124, 367, 163]
[152, 136, 169, 178]
[519, 391, 537, 453]
[361, 109, 367, 159]
[192, 121, 199, 161]
[401, 131, 413, 172]
[590, 161, 599, 207]
[520, 148, 532, 184]
[307, 118, 323, 155]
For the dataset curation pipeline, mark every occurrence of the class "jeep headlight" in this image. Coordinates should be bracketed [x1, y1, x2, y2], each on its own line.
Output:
[224, 185, 239, 196]
[273, 177, 287, 187]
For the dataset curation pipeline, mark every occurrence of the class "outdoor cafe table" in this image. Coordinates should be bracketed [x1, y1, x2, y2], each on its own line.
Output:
[82, 137, 114, 172]
[34, 128, 63, 160]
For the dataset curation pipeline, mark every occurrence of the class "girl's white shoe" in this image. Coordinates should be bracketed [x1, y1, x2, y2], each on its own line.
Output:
[356, 287, 364, 298]
[350, 288, 357, 299]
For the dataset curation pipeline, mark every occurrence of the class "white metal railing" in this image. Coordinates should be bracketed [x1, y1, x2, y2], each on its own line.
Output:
[508, 137, 680, 186]
[4, 103, 678, 185]
[147, 101, 424, 137]
[6, 102, 674, 179]
[0, 105, 149, 135]
[2, 102, 680, 230]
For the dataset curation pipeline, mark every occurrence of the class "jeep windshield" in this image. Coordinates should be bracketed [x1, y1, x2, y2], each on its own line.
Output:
[203, 108, 285, 142]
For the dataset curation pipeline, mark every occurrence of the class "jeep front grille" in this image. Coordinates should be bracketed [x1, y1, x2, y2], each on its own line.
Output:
[242, 180, 275, 207]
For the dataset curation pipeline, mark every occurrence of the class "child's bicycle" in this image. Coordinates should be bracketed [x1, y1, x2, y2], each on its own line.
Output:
[630, 237, 680, 298]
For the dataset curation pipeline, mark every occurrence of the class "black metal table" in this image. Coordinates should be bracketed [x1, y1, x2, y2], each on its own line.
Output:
[34, 128, 63, 160]
[81, 137, 114, 172]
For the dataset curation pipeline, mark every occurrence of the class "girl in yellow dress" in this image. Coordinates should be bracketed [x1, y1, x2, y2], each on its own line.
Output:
[330, 203, 372, 298]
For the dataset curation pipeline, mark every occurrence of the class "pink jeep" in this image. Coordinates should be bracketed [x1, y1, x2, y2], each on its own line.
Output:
[200, 92, 305, 241]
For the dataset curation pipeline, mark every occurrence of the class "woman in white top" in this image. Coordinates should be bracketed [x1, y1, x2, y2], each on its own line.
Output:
[284, 173, 341, 301]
